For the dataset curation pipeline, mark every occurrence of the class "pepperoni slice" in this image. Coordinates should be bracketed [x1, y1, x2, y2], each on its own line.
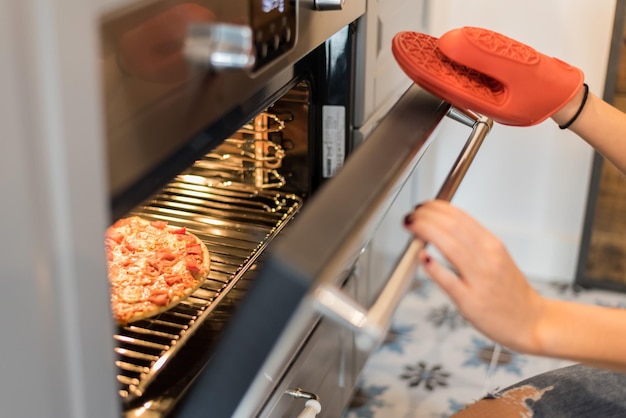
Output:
[150, 220, 168, 229]
[148, 289, 170, 306]
[186, 243, 202, 255]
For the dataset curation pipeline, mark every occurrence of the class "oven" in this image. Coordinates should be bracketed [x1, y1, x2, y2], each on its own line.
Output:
[0, 1, 492, 417]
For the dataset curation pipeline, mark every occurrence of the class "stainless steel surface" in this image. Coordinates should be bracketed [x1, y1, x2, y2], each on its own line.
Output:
[286, 388, 320, 401]
[287, 388, 322, 418]
[98, 2, 443, 417]
[5, 0, 441, 417]
[314, 0, 346, 11]
[101, 0, 365, 200]
[310, 109, 493, 351]
[446, 107, 484, 127]
[251, 277, 359, 418]
[228, 85, 450, 418]
[184, 23, 255, 70]
[436, 109, 492, 200]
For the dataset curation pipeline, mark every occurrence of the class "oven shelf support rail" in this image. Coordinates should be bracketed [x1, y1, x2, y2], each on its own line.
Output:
[311, 108, 493, 351]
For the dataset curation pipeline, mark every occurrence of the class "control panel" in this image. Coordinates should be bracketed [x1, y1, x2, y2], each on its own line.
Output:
[250, 0, 297, 69]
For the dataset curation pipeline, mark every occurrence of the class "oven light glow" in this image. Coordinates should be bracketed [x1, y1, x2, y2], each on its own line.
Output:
[262, 0, 285, 13]
[179, 174, 236, 189]
[179, 174, 205, 185]
[132, 401, 154, 417]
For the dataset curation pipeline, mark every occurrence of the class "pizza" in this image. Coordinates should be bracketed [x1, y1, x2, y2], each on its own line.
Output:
[105, 216, 211, 325]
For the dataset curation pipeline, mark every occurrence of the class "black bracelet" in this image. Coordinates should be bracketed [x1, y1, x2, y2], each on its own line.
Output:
[559, 83, 589, 130]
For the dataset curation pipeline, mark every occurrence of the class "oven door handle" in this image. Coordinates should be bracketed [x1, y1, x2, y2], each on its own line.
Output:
[312, 108, 493, 351]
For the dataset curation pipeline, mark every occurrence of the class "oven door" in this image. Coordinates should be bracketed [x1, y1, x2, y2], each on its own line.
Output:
[176, 85, 492, 418]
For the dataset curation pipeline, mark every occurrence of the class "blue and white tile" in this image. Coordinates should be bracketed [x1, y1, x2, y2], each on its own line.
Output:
[343, 278, 626, 417]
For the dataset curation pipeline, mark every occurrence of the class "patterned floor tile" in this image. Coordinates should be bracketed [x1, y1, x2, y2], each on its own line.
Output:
[342, 279, 626, 418]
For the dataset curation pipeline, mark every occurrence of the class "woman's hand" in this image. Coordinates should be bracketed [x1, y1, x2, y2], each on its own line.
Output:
[404, 200, 546, 353]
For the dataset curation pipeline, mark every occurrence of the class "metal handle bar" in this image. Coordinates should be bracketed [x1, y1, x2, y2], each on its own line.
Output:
[311, 108, 493, 351]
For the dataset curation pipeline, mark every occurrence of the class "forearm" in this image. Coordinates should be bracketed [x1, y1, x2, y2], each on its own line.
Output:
[552, 90, 626, 175]
[532, 298, 626, 372]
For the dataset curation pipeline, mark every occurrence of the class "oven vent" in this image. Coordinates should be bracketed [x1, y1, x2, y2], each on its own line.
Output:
[113, 117, 302, 401]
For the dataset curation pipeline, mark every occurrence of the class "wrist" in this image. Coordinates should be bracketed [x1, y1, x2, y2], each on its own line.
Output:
[551, 83, 588, 128]
[529, 299, 580, 359]
[521, 295, 552, 355]
[506, 293, 550, 355]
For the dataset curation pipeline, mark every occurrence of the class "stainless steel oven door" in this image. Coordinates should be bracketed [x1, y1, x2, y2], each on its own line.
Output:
[176, 85, 492, 418]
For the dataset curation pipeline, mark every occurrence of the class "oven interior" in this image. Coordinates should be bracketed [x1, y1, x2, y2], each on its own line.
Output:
[115, 81, 312, 414]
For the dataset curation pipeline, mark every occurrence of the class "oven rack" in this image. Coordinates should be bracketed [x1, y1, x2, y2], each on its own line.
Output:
[113, 166, 302, 401]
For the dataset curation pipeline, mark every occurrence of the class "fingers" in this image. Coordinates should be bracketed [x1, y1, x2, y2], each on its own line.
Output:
[406, 201, 544, 352]
[417, 249, 465, 303]
[405, 201, 485, 275]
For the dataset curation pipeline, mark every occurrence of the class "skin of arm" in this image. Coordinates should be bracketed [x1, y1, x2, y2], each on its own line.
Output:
[405, 201, 626, 372]
[403, 87, 626, 371]
[553, 85, 626, 174]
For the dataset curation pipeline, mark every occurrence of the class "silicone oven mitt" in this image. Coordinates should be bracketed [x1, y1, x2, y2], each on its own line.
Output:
[391, 27, 584, 126]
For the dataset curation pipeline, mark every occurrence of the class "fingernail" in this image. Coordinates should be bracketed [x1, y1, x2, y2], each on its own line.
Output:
[424, 255, 432, 264]
[403, 213, 414, 226]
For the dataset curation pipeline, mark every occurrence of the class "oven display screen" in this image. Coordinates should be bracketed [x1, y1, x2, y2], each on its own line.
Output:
[249, 0, 296, 69]
[263, 0, 285, 13]
[251, 0, 290, 28]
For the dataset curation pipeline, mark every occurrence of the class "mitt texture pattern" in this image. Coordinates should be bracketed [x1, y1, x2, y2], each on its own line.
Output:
[392, 32, 504, 106]
[393, 27, 584, 126]
[462, 26, 540, 65]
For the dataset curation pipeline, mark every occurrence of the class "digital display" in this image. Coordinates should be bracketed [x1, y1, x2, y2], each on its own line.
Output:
[262, 0, 285, 13]
[251, 0, 291, 29]
[250, 0, 296, 69]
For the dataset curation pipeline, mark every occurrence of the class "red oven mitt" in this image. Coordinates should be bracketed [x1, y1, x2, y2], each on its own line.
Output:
[391, 27, 584, 126]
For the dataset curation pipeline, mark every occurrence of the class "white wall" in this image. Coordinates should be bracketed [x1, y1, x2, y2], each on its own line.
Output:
[414, 0, 617, 282]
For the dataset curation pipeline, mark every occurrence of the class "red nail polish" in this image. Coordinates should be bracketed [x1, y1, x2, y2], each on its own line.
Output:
[424, 256, 431, 264]
[403, 213, 414, 226]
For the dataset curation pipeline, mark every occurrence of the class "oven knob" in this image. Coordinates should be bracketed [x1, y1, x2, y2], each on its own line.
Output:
[184, 23, 255, 71]
[314, 0, 345, 10]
